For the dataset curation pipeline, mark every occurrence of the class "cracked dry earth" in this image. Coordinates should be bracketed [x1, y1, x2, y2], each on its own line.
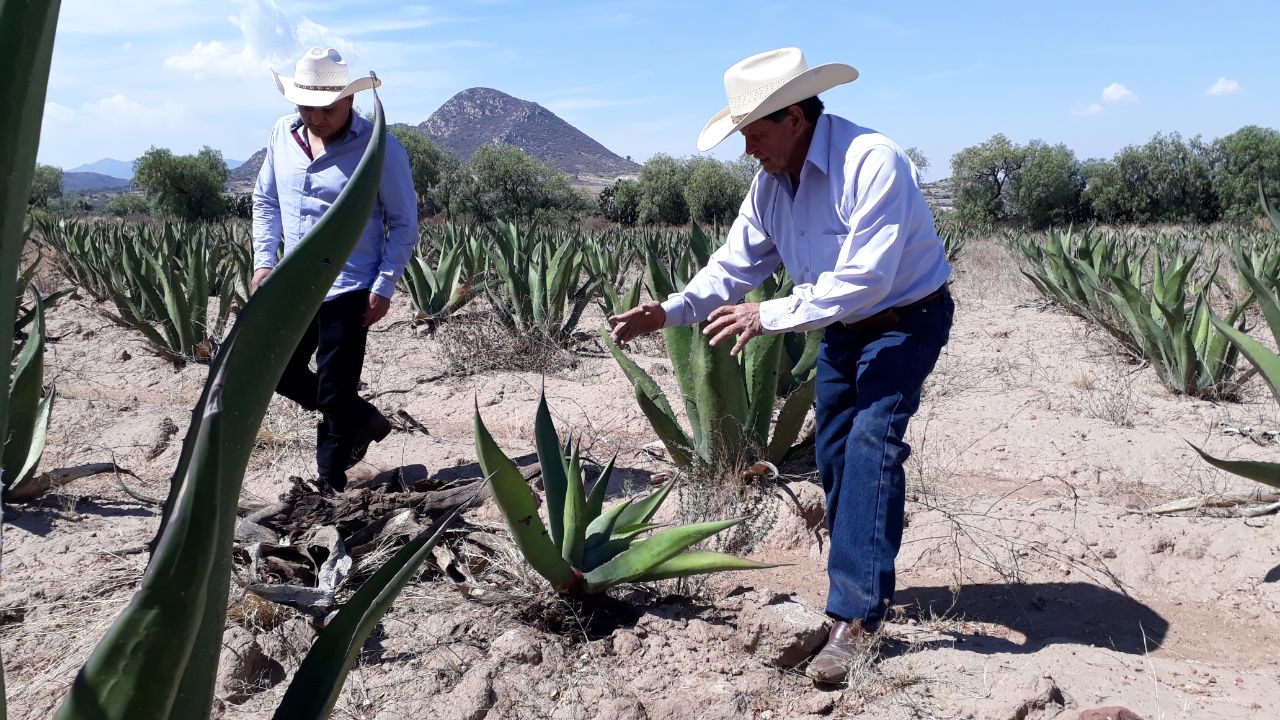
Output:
[4, 238, 1280, 719]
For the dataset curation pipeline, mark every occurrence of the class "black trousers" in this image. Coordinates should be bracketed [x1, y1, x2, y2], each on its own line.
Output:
[275, 288, 379, 487]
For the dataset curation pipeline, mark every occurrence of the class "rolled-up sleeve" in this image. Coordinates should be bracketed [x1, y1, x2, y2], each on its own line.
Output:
[758, 145, 912, 333]
[251, 129, 282, 271]
[660, 191, 781, 327]
[370, 139, 419, 299]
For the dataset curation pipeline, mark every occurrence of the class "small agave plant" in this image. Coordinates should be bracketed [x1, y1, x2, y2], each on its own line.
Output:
[474, 392, 775, 594]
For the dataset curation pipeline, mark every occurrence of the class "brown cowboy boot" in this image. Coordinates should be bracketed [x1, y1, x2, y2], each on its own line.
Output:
[805, 620, 877, 684]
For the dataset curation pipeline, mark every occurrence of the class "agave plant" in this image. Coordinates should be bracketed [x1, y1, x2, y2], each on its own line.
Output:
[1196, 183, 1280, 486]
[1104, 252, 1252, 399]
[483, 221, 602, 347]
[399, 222, 485, 328]
[474, 392, 773, 594]
[606, 225, 819, 470]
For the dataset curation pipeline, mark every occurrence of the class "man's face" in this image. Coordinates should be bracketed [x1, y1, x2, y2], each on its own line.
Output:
[740, 106, 806, 175]
[298, 96, 354, 141]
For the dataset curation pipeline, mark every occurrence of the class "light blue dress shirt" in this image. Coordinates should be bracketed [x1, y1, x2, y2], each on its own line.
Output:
[252, 112, 418, 300]
[661, 113, 951, 333]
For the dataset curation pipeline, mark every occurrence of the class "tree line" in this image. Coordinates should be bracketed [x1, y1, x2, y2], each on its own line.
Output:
[949, 125, 1280, 228]
[31, 123, 1280, 229]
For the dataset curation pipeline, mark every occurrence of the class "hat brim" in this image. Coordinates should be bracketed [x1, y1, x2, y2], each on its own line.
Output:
[272, 71, 381, 107]
[696, 63, 858, 152]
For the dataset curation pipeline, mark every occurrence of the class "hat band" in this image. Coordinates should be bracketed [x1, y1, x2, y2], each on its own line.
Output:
[295, 82, 346, 91]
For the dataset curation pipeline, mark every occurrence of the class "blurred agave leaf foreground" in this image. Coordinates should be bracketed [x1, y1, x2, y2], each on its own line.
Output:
[474, 391, 777, 594]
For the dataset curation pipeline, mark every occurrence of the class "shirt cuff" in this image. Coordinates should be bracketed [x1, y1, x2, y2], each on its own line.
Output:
[660, 296, 691, 327]
[371, 276, 396, 299]
[759, 297, 799, 332]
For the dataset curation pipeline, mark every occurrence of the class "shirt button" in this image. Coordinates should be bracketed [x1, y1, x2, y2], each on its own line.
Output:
[799, 230, 807, 237]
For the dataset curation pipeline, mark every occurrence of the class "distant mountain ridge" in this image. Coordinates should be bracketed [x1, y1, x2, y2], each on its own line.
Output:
[64, 172, 131, 194]
[419, 87, 639, 184]
[70, 158, 133, 180]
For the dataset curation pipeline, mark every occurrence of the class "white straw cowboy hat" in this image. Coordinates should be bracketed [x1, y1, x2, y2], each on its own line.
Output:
[272, 47, 380, 107]
[697, 47, 858, 151]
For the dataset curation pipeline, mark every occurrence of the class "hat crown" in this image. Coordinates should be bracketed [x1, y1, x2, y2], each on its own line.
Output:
[724, 47, 808, 117]
[293, 47, 349, 89]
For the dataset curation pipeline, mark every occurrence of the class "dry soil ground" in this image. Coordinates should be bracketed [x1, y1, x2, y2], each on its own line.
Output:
[3, 238, 1280, 719]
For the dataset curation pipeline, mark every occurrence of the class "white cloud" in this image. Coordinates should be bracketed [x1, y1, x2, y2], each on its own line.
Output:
[164, 0, 354, 80]
[81, 95, 190, 126]
[1071, 103, 1104, 116]
[1101, 82, 1137, 103]
[1206, 77, 1242, 96]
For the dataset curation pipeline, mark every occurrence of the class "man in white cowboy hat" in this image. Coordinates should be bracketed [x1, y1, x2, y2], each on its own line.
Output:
[252, 47, 417, 492]
[609, 47, 953, 683]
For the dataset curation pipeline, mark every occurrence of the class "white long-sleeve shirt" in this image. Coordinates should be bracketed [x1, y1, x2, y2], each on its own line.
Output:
[661, 113, 951, 333]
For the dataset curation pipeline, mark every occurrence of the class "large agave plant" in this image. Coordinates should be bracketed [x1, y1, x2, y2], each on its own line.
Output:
[399, 222, 485, 328]
[605, 225, 819, 470]
[474, 392, 774, 594]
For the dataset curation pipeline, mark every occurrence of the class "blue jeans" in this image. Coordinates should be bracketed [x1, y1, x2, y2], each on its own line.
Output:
[815, 289, 954, 627]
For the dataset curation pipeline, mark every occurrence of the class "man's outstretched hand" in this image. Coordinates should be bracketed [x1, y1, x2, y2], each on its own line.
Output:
[251, 267, 272, 293]
[608, 301, 665, 344]
[704, 302, 764, 356]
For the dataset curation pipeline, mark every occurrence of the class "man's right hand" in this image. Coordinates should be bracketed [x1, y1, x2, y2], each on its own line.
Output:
[251, 267, 272, 293]
[608, 301, 665, 344]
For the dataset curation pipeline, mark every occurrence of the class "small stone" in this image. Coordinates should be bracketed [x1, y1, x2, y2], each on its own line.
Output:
[738, 591, 830, 667]
[490, 628, 543, 665]
[118, 349, 131, 362]
[217, 625, 284, 704]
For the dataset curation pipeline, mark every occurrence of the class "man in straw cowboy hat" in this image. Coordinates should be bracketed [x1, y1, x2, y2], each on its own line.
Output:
[252, 47, 417, 493]
[609, 47, 953, 683]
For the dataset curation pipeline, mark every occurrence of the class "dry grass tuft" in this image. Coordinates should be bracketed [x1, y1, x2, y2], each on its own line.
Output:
[434, 311, 577, 376]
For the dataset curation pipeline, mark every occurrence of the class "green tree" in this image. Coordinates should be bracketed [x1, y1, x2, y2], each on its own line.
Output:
[132, 145, 229, 221]
[903, 146, 930, 178]
[105, 194, 151, 217]
[456, 144, 587, 223]
[1009, 141, 1086, 229]
[1084, 133, 1217, 224]
[636, 153, 691, 225]
[28, 162, 62, 207]
[683, 157, 750, 225]
[949, 134, 1028, 225]
[388, 124, 458, 216]
[1210, 125, 1280, 221]
[599, 178, 642, 225]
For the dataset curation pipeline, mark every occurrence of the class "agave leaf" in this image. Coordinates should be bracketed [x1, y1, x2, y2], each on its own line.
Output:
[584, 498, 632, 551]
[2, 289, 45, 492]
[474, 405, 577, 592]
[272, 501, 467, 720]
[582, 518, 743, 591]
[630, 551, 779, 582]
[602, 330, 693, 465]
[690, 320, 748, 461]
[1210, 314, 1280, 406]
[1189, 443, 1280, 491]
[533, 390, 568, 549]
[613, 478, 676, 531]
[743, 331, 784, 448]
[765, 376, 816, 464]
[585, 454, 615, 521]
[3, 386, 53, 500]
[562, 441, 587, 567]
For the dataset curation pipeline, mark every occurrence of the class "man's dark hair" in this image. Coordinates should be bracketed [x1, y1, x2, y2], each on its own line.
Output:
[762, 95, 824, 124]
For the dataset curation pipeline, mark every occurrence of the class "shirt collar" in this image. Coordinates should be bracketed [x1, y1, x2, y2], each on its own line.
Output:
[803, 113, 833, 176]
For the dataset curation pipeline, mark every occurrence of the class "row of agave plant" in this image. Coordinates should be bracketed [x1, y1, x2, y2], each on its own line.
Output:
[1012, 220, 1280, 399]
[40, 208, 976, 368]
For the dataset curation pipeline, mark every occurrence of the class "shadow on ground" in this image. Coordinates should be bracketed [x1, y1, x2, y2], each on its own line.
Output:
[893, 582, 1168, 656]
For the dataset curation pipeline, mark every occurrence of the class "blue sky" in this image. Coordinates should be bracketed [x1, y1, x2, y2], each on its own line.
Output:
[38, 0, 1279, 180]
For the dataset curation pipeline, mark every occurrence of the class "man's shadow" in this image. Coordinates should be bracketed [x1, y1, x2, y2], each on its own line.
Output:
[893, 582, 1167, 656]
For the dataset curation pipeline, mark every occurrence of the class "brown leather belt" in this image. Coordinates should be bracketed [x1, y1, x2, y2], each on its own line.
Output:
[840, 286, 948, 332]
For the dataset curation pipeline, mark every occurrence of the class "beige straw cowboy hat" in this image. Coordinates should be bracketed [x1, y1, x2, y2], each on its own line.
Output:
[697, 47, 858, 151]
[273, 47, 380, 107]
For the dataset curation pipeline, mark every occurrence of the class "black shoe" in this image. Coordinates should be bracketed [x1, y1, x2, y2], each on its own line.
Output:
[346, 413, 392, 470]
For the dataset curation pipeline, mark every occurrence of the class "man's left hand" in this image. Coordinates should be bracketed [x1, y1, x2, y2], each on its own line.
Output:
[364, 293, 391, 327]
[704, 302, 764, 356]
